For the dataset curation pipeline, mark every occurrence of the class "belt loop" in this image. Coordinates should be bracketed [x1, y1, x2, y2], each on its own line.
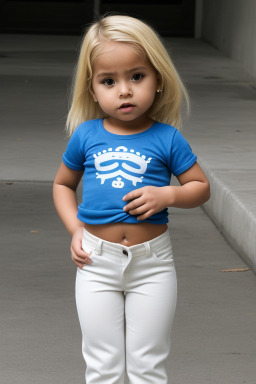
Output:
[95, 239, 103, 255]
[144, 242, 151, 257]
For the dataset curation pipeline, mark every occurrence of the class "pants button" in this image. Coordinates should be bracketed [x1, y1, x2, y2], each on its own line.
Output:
[123, 250, 128, 256]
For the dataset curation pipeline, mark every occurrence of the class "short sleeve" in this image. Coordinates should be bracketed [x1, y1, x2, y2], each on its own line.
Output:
[62, 128, 85, 171]
[170, 130, 197, 176]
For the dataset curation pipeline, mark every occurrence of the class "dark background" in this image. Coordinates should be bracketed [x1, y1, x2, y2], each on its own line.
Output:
[0, 0, 195, 36]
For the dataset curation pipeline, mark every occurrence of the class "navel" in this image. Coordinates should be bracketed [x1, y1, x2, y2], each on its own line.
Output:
[121, 236, 130, 246]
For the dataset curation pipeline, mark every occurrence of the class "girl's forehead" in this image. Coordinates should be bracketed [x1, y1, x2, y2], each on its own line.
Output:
[93, 41, 151, 71]
[97, 41, 137, 55]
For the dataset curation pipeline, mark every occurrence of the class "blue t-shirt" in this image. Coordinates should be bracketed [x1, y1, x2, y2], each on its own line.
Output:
[63, 118, 197, 224]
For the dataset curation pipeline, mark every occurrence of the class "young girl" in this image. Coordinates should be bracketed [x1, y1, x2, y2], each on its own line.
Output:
[53, 15, 210, 384]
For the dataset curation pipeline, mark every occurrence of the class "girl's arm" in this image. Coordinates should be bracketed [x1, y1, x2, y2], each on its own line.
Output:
[53, 162, 91, 268]
[123, 162, 210, 220]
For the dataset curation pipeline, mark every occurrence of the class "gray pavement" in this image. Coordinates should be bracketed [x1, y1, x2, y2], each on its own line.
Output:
[0, 34, 256, 383]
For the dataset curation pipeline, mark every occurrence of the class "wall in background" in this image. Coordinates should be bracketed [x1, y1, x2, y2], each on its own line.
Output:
[201, 0, 256, 79]
[0, 0, 195, 36]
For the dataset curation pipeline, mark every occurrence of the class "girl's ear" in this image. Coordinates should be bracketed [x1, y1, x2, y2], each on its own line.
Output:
[90, 87, 98, 102]
[156, 73, 163, 93]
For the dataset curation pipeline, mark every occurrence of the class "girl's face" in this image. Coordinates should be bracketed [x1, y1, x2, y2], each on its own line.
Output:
[91, 41, 159, 129]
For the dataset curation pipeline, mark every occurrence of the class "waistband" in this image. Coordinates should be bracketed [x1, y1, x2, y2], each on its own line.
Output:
[82, 228, 172, 258]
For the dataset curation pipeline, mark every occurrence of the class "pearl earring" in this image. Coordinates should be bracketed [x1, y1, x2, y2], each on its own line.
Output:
[156, 89, 162, 93]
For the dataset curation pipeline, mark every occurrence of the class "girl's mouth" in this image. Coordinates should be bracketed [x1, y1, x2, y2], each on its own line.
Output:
[119, 103, 135, 112]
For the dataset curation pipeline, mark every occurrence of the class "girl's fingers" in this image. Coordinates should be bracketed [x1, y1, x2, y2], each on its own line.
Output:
[127, 204, 148, 216]
[70, 227, 93, 268]
[123, 188, 142, 202]
[70, 248, 92, 267]
[123, 196, 144, 212]
[72, 257, 92, 268]
[137, 210, 154, 221]
[71, 241, 91, 258]
[74, 247, 91, 258]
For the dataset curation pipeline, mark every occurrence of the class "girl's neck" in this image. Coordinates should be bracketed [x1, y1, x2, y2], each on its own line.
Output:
[103, 116, 154, 136]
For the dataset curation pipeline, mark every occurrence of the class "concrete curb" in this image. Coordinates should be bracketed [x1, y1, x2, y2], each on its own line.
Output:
[200, 158, 256, 273]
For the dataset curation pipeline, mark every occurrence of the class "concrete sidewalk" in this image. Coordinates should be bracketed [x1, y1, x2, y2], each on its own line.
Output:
[0, 34, 256, 383]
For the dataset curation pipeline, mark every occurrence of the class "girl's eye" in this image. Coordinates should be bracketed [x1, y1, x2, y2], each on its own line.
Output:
[103, 78, 115, 86]
[131, 73, 144, 82]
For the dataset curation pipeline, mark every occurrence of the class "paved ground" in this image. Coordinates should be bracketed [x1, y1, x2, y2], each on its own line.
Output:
[0, 34, 256, 383]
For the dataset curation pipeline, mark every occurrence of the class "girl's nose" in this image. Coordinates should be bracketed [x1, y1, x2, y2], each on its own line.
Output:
[119, 82, 132, 97]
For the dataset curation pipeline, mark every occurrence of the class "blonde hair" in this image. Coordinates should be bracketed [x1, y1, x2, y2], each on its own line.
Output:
[66, 14, 189, 136]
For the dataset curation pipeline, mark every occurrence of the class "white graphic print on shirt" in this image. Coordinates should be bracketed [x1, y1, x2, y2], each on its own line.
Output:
[93, 146, 152, 189]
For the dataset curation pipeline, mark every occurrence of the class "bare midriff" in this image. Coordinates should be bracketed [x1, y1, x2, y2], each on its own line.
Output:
[84, 222, 168, 246]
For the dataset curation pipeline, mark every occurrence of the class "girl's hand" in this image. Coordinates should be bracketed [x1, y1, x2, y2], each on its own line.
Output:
[123, 164, 210, 218]
[70, 227, 92, 269]
[123, 186, 171, 221]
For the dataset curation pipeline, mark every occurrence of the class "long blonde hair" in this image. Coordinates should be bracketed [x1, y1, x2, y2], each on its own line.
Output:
[66, 15, 189, 136]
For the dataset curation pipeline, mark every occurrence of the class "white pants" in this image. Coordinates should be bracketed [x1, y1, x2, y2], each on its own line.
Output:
[76, 229, 177, 384]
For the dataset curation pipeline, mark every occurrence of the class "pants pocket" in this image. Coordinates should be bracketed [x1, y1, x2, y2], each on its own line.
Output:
[152, 245, 174, 264]
[82, 237, 95, 254]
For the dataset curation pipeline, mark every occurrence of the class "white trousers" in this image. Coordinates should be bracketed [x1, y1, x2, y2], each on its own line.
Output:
[76, 229, 177, 384]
